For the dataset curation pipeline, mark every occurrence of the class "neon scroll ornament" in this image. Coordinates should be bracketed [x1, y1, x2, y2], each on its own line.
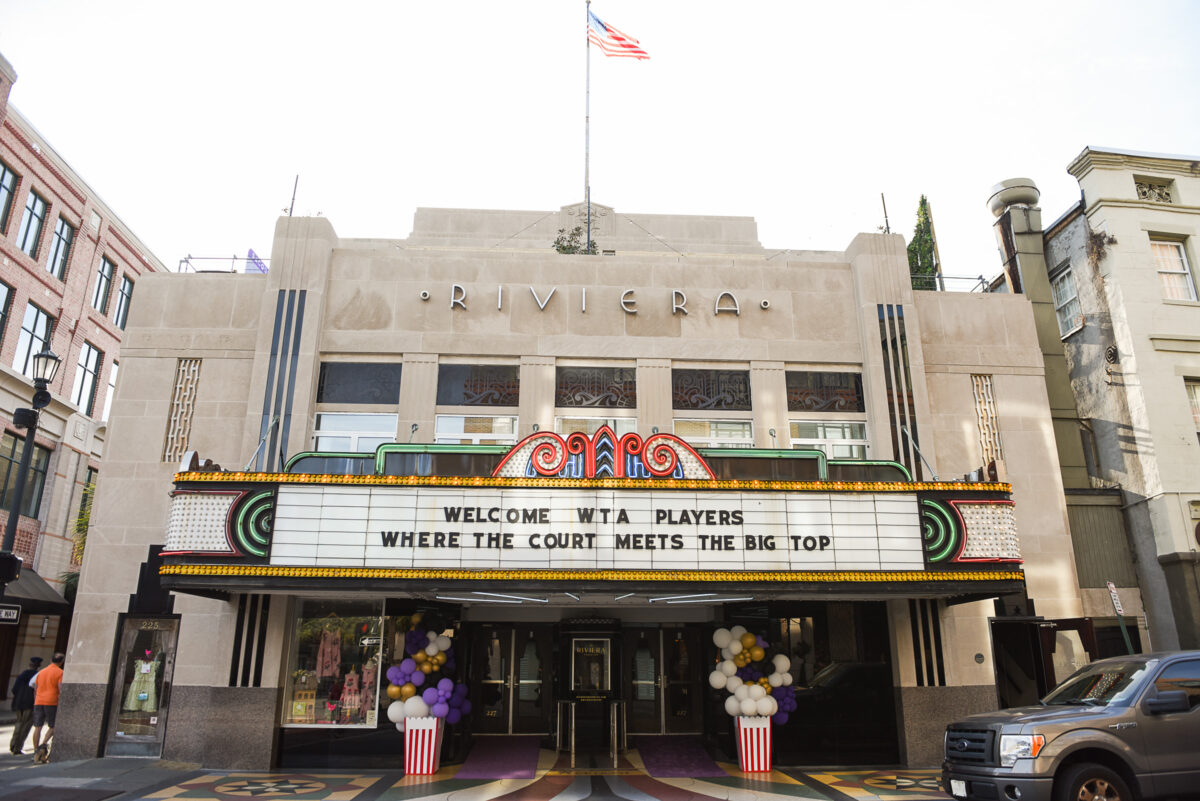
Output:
[492, 426, 716, 480]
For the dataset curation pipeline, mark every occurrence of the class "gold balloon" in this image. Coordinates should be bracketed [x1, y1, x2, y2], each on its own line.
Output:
[413, 651, 428, 663]
[740, 632, 757, 649]
[400, 683, 417, 700]
[434, 652, 447, 665]
[749, 646, 766, 663]
[386, 684, 403, 700]
[420, 662, 433, 674]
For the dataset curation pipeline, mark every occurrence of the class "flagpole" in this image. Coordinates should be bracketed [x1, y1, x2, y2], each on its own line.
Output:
[585, 0, 592, 251]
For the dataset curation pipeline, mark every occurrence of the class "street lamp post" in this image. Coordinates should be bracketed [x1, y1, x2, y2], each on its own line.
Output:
[0, 348, 61, 604]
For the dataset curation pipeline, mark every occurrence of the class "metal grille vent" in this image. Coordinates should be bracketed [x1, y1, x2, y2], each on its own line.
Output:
[163, 358, 202, 462]
[944, 727, 995, 766]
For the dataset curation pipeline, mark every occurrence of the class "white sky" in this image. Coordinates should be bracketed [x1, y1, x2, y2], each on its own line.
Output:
[1, 0, 1197, 283]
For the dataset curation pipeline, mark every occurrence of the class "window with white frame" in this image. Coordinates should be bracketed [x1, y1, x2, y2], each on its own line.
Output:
[556, 417, 637, 436]
[434, 415, 518, 445]
[13, 302, 53, 379]
[1187, 380, 1200, 446]
[673, 419, 753, 448]
[1152, 241, 1197, 301]
[312, 412, 397, 453]
[102, 360, 118, 422]
[15, 190, 47, 258]
[1051, 267, 1082, 336]
[72, 342, 103, 416]
[789, 421, 868, 458]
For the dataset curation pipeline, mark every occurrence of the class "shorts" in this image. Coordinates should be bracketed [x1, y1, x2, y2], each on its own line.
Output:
[32, 705, 57, 728]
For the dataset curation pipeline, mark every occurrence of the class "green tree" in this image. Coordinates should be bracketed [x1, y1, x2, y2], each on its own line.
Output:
[907, 195, 938, 290]
[553, 226, 597, 255]
[58, 479, 94, 604]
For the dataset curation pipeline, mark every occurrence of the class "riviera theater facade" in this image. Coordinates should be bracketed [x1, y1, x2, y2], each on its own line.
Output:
[55, 203, 1086, 769]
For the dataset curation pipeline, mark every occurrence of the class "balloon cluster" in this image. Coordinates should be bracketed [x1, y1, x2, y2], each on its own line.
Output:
[707, 625, 794, 719]
[770, 684, 797, 725]
[383, 615, 470, 729]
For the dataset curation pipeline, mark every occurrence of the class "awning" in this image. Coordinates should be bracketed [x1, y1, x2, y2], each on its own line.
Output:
[5, 568, 70, 615]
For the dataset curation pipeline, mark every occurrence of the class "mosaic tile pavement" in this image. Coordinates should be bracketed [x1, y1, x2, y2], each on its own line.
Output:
[130, 752, 948, 801]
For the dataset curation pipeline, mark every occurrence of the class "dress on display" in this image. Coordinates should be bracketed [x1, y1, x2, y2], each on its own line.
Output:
[123, 659, 160, 713]
[340, 670, 361, 723]
[317, 628, 342, 679]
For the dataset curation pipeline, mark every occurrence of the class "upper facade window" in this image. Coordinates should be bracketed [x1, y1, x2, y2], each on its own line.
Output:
[674, 419, 753, 448]
[1051, 267, 1082, 336]
[47, 217, 75, 280]
[436, 364, 519, 407]
[555, 366, 636, 408]
[93, 257, 115, 313]
[790, 421, 868, 458]
[672, 369, 751, 411]
[1187, 380, 1200, 447]
[312, 412, 396, 453]
[0, 160, 17, 234]
[72, 342, 103, 416]
[556, 416, 636, 436]
[16, 190, 47, 259]
[102, 360, 119, 422]
[434, 415, 518, 445]
[0, 281, 11, 350]
[1152, 241, 1197, 302]
[114, 275, 134, 329]
[13, 303, 53, 379]
[316, 362, 403, 405]
[785, 371, 864, 413]
[0, 431, 51, 518]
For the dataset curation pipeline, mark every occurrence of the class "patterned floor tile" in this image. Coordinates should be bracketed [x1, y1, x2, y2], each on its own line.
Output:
[143, 774, 381, 801]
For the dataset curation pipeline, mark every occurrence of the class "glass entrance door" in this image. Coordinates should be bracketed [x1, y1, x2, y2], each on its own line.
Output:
[471, 625, 552, 734]
[623, 629, 661, 734]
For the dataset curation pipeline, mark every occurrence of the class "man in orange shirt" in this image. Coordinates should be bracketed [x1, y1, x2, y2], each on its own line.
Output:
[30, 652, 64, 763]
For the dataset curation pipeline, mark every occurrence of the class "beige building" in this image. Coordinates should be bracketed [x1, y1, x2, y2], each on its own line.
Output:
[991, 148, 1200, 652]
[57, 203, 1088, 768]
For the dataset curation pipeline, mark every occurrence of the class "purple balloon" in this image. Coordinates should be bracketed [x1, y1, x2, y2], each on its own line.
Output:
[453, 683, 469, 697]
[422, 687, 439, 704]
[386, 666, 404, 685]
[437, 678, 454, 692]
[400, 658, 417, 673]
[411, 671, 425, 687]
[447, 709, 462, 725]
[432, 702, 450, 718]
[772, 712, 789, 725]
[447, 695, 462, 709]
[756, 636, 768, 648]
[460, 699, 472, 715]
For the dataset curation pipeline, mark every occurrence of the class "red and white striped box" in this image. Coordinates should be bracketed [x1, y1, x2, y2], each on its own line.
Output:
[404, 716, 444, 775]
[736, 716, 772, 773]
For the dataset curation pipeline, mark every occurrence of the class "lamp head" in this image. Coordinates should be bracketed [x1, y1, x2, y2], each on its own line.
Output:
[31, 349, 60, 385]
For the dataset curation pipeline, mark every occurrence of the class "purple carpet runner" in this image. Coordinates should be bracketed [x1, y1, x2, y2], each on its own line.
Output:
[456, 735, 543, 779]
[634, 735, 727, 778]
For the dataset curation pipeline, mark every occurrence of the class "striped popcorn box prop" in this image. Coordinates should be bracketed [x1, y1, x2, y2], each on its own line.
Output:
[404, 716, 444, 775]
[735, 716, 772, 773]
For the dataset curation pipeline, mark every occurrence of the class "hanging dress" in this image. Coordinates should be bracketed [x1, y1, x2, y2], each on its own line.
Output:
[123, 659, 160, 712]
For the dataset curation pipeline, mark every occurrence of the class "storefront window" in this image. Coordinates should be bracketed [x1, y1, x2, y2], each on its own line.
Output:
[282, 599, 383, 727]
[103, 616, 180, 757]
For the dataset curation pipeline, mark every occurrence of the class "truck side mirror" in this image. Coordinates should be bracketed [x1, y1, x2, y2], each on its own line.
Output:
[1146, 689, 1190, 715]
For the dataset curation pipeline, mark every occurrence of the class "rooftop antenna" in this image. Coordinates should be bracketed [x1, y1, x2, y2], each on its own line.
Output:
[880, 193, 891, 234]
[288, 175, 299, 217]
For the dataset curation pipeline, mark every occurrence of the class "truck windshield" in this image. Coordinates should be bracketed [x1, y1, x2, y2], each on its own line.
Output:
[1043, 660, 1154, 706]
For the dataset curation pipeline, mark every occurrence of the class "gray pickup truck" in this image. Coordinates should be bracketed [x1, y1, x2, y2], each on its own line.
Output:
[942, 651, 1200, 801]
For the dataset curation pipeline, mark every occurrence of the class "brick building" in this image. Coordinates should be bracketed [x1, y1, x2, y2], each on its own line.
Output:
[0, 51, 166, 695]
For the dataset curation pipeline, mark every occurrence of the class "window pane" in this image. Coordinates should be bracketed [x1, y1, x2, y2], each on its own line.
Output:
[93, 257, 115, 313]
[434, 415, 518, 444]
[1187, 382, 1200, 431]
[0, 161, 17, 233]
[790, 420, 869, 457]
[314, 413, 396, 433]
[673, 419, 753, 448]
[317, 362, 402, 404]
[1158, 271, 1195, 301]
[556, 417, 637, 436]
[72, 343, 103, 416]
[12, 303, 53, 378]
[114, 276, 134, 329]
[0, 432, 50, 517]
[282, 599, 383, 727]
[47, 217, 74, 280]
[785, 371, 865, 413]
[672, 369, 752, 411]
[436, 365, 519, 406]
[555, 367, 636, 408]
[102, 361, 119, 422]
[313, 413, 396, 453]
[16, 191, 47, 258]
[1152, 242, 1197, 301]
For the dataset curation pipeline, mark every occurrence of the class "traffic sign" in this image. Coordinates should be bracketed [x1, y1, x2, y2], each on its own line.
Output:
[0, 604, 20, 624]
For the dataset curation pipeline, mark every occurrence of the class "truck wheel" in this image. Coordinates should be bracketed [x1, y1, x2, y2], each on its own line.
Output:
[1056, 763, 1131, 801]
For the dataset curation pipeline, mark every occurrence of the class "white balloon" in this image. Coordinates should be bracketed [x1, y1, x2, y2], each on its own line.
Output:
[387, 700, 407, 722]
[769, 697, 779, 715]
[425, 643, 439, 656]
[728, 640, 743, 655]
[724, 696, 743, 717]
[755, 697, 774, 716]
[726, 676, 743, 692]
[708, 670, 728, 689]
[404, 697, 430, 718]
[721, 647, 733, 660]
[734, 685, 750, 701]
[740, 698, 759, 717]
[427, 631, 438, 642]
[749, 684, 766, 700]
[720, 660, 737, 677]
[436, 635, 452, 651]
[768, 672, 784, 687]
[782, 673, 793, 686]
[772, 654, 791, 673]
[730, 625, 748, 639]
[396, 722, 405, 731]
[713, 628, 733, 648]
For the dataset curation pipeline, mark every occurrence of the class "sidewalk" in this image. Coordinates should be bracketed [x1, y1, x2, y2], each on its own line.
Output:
[0, 718, 949, 801]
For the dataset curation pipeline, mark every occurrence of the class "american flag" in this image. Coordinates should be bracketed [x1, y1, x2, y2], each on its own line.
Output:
[587, 9, 650, 60]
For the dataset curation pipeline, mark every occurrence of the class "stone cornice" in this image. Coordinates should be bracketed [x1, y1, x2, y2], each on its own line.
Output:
[1068, 147, 1200, 181]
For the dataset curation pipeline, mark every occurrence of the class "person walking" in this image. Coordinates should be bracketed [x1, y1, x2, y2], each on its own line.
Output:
[9, 656, 42, 754]
[29, 652, 64, 763]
